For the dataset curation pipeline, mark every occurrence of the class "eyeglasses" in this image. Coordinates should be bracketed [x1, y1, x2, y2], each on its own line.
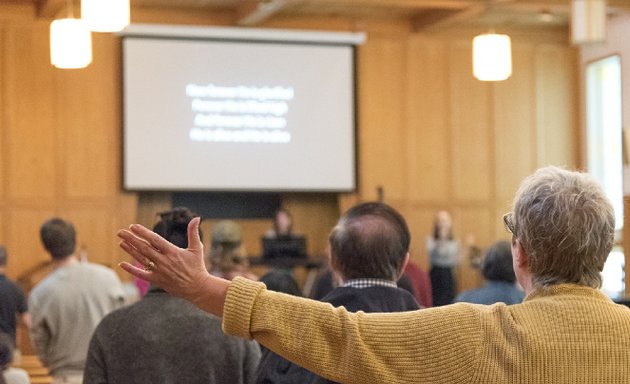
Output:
[503, 212, 516, 235]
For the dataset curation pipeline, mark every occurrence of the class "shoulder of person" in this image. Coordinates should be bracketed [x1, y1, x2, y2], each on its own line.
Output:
[85, 262, 122, 280]
[3, 367, 30, 384]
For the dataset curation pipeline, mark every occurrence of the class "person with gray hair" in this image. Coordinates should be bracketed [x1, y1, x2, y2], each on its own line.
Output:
[255, 202, 419, 384]
[117, 166, 630, 383]
[455, 240, 524, 305]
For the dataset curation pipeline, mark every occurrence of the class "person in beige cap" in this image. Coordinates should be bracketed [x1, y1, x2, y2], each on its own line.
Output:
[209, 221, 257, 281]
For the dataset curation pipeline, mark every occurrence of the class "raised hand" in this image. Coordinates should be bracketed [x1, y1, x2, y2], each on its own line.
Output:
[118, 217, 229, 316]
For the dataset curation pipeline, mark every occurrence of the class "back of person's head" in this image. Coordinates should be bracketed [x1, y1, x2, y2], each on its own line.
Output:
[512, 166, 615, 288]
[211, 220, 241, 250]
[259, 270, 302, 297]
[153, 207, 202, 248]
[210, 220, 248, 274]
[481, 240, 516, 283]
[0, 246, 6, 267]
[0, 332, 13, 371]
[329, 202, 410, 281]
[40, 218, 76, 260]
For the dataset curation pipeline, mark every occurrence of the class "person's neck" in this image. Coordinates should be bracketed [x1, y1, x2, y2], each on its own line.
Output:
[52, 255, 79, 270]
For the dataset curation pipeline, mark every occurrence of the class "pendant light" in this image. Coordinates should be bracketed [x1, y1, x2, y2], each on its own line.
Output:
[472, 32, 512, 82]
[50, 1, 92, 69]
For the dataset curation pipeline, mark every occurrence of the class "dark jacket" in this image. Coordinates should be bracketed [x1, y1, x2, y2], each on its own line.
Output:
[255, 285, 419, 384]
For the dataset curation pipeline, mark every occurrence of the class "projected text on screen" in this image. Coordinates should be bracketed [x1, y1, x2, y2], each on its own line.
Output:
[187, 83, 295, 144]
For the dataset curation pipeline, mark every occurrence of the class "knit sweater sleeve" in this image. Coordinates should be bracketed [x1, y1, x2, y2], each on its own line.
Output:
[223, 277, 482, 384]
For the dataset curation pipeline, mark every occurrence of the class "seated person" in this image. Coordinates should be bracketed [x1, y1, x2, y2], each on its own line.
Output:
[456, 240, 525, 305]
[0, 332, 30, 384]
[209, 220, 257, 281]
[83, 207, 261, 384]
[256, 202, 420, 384]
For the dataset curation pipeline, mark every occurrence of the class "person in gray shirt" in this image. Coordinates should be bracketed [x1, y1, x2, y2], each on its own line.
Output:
[29, 218, 125, 384]
[83, 207, 261, 384]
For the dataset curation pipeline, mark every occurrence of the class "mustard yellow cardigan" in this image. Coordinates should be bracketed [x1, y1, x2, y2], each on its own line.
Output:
[223, 277, 630, 383]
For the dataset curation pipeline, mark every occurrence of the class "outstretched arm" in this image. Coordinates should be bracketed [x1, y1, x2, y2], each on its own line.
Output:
[118, 217, 230, 316]
[117, 217, 482, 383]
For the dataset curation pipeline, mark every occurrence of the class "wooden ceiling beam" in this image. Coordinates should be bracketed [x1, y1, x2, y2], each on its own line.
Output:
[36, 0, 70, 18]
[303, 0, 472, 10]
[414, 3, 487, 31]
[237, 0, 301, 26]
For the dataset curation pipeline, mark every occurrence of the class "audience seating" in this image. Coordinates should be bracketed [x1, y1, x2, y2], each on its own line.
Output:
[12, 354, 53, 384]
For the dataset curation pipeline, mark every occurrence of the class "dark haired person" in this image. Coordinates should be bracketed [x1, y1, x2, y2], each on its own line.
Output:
[0, 332, 29, 384]
[426, 210, 460, 306]
[264, 209, 294, 239]
[0, 246, 30, 345]
[456, 240, 524, 305]
[29, 218, 125, 384]
[84, 207, 260, 384]
[119, 166, 630, 383]
[263, 203, 420, 384]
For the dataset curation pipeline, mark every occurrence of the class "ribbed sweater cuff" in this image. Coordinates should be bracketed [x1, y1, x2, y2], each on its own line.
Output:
[222, 277, 266, 339]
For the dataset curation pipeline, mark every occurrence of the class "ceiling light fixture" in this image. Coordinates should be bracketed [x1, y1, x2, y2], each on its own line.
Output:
[50, 1, 92, 69]
[472, 32, 512, 82]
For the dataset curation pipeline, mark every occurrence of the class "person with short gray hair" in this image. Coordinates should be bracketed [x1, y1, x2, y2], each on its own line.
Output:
[118, 166, 630, 383]
[506, 165, 615, 289]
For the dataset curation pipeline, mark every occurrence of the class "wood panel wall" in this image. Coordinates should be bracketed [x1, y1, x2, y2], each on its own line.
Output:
[0, 6, 137, 286]
[0, 6, 579, 294]
[351, 25, 578, 289]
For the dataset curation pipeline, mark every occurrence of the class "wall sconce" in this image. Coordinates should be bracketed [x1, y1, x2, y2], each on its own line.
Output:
[50, 18, 93, 69]
[82, 0, 130, 32]
[472, 33, 512, 82]
[571, 0, 607, 44]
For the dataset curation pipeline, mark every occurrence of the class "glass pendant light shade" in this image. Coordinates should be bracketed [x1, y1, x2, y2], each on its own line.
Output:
[472, 33, 512, 82]
[82, 0, 130, 32]
[50, 18, 93, 69]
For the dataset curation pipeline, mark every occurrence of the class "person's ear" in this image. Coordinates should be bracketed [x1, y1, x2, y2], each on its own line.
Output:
[328, 248, 341, 273]
[513, 238, 529, 269]
[397, 253, 410, 281]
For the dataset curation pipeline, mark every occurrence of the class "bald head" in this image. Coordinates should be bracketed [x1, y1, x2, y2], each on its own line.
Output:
[329, 202, 410, 281]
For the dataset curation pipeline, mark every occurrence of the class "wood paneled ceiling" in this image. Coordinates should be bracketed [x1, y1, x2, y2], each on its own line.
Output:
[5, 0, 630, 30]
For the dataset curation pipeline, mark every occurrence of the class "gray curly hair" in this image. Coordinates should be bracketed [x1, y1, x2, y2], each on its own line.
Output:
[512, 166, 615, 288]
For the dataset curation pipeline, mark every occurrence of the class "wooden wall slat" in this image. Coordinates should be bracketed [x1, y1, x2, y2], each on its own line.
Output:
[6, 209, 56, 280]
[358, 36, 408, 201]
[64, 209, 113, 267]
[406, 36, 451, 203]
[494, 43, 537, 203]
[5, 23, 57, 201]
[449, 41, 492, 202]
[60, 33, 120, 199]
[0, 26, 5, 202]
[535, 45, 579, 168]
